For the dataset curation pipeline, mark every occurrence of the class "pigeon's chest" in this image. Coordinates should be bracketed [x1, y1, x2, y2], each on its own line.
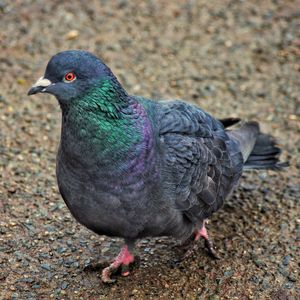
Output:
[55, 108, 164, 234]
[56, 144, 163, 237]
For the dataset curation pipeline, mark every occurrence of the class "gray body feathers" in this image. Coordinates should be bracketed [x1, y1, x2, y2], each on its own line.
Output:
[57, 98, 285, 241]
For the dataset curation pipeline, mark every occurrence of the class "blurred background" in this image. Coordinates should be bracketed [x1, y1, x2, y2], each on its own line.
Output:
[1, 1, 299, 299]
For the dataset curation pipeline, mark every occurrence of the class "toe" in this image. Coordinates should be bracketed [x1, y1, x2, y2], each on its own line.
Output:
[101, 266, 117, 283]
[121, 264, 131, 276]
[204, 239, 220, 259]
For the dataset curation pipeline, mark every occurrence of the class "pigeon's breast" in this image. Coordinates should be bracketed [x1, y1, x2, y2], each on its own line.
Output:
[56, 136, 168, 238]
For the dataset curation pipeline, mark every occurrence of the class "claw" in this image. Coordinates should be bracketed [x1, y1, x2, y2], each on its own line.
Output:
[121, 264, 130, 276]
[101, 265, 117, 283]
[100, 244, 135, 283]
[204, 238, 220, 259]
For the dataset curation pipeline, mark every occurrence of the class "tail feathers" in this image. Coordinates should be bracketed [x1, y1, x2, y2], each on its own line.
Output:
[228, 121, 288, 171]
[244, 133, 288, 170]
[228, 121, 259, 162]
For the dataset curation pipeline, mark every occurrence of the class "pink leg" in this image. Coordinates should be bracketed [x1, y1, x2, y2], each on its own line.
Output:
[101, 245, 135, 283]
[194, 221, 219, 259]
[179, 220, 219, 261]
[194, 225, 208, 241]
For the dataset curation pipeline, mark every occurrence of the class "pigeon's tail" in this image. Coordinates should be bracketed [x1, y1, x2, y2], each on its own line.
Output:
[228, 121, 288, 170]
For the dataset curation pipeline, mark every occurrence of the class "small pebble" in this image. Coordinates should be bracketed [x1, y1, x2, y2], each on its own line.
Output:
[40, 263, 51, 271]
[61, 282, 68, 289]
[282, 255, 291, 266]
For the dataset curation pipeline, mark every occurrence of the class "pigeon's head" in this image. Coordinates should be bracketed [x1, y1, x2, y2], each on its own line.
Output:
[28, 50, 118, 103]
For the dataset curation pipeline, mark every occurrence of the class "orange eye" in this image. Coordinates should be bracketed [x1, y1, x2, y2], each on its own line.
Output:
[64, 72, 76, 82]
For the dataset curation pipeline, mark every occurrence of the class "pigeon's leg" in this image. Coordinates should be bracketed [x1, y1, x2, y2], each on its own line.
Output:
[180, 220, 219, 261]
[101, 241, 135, 283]
[195, 220, 220, 259]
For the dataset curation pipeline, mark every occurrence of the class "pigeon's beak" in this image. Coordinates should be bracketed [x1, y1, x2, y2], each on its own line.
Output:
[27, 77, 53, 96]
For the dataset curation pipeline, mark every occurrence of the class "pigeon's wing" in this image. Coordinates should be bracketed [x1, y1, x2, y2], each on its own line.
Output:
[158, 100, 221, 137]
[158, 100, 243, 223]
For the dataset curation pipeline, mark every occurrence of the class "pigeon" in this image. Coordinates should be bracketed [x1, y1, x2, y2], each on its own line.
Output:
[28, 50, 286, 283]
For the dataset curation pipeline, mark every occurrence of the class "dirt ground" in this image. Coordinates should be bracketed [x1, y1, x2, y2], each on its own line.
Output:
[1, 0, 299, 299]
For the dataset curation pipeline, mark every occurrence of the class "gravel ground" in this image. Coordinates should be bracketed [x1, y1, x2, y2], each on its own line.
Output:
[1, 1, 299, 299]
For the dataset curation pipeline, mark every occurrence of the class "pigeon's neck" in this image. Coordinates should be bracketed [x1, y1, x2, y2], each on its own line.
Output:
[60, 78, 129, 117]
[59, 86, 157, 178]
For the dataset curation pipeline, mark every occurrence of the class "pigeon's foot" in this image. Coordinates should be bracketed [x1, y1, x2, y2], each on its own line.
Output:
[101, 245, 135, 283]
[195, 222, 220, 259]
[178, 220, 220, 261]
